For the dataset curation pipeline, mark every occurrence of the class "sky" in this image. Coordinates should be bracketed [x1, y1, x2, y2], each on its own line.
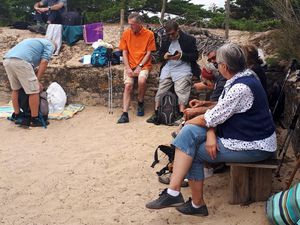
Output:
[190, 0, 225, 9]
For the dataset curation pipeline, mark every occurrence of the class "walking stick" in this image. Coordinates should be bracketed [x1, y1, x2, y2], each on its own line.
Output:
[286, 155, 300, 190]
[107, 49, 113, 114]
[276, 103, 300, 177]
[272, 59, 297, 115]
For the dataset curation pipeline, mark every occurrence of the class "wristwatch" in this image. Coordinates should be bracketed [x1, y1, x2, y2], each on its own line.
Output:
[138, 63, 143, 67]
[48, 6, 51, 11]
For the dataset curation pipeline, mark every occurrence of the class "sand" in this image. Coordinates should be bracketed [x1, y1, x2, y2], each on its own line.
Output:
[2, 99, 297, 225]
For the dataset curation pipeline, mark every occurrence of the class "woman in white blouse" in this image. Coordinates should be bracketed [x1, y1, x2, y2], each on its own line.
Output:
[146, 43, 277, 216]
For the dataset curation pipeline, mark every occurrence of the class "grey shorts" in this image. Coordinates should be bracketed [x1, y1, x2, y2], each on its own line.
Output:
[155, 75, 192, 105]
[3, 58, 39, 94]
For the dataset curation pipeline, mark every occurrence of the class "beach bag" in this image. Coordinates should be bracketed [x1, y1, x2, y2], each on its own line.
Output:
[46, 82, 67, 114]
[266, 182, 300, 225]
[91, 46, 108, 67]
[151, 145, 175, 176]
[18, 88, 49, 127]
[157, 91, 179, 125]
[62, 11, 82, 26]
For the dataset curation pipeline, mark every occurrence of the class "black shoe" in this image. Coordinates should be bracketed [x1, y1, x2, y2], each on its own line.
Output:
[117, 113, 129, 123]
[137, 103, 144, 116]
[176, 198, 208, 216]
[7, 113, 22, 123]
[30, 117, 45, 127]
[145, 188, 184, 209]
[146, 113, 157, 123]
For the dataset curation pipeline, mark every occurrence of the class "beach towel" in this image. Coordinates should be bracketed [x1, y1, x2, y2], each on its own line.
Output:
[83, 22, 103, 44]
[46, 24, 63, 55]
[48, 104, 85, 120]
[0, 105, 14, 118]
[63, 25, 83, 46]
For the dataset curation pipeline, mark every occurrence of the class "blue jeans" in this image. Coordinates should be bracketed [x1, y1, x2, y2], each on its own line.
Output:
[35, 10, 63, 24]
[172, 124, 274, 181]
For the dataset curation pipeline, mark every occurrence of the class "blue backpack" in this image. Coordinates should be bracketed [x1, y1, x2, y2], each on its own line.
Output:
[91, 46, 108, 67]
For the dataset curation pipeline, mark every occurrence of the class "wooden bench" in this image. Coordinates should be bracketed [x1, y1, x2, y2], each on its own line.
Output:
[227, 159, 279, 205]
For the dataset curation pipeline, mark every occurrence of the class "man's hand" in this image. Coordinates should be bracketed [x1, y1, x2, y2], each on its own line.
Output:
[183, 108, 198, 121]
[38, 7, 49, 13]
[189, 99, 205, 108]
[126, 67, 134, 78]
[164, 52, 181, 61]
[194, 82, 208, 91]
[133, 66, 142, 77]
[205, 128, 217, 160]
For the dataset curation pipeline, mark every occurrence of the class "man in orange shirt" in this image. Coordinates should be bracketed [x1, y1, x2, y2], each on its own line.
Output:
[117, 12, 156, 123]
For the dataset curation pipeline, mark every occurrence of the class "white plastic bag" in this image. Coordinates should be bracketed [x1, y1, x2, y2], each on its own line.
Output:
[46, 82, 67, 114]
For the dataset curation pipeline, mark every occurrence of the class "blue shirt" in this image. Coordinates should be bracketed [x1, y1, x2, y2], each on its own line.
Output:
[160, 39, 192, 81]
[4, 38, 54, 68]
[41, 0, 67, 10]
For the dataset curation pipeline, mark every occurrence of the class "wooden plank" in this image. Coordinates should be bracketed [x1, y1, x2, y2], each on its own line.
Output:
[227, 159, 279, 169]
[249, 168, 273, 202]
[229, 166, 250, 204]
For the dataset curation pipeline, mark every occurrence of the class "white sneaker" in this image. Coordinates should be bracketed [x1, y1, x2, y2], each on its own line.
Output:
[204, 168, 214, 179]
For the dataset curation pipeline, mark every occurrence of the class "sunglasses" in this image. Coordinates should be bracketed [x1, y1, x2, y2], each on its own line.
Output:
[207, 56, 216, 62]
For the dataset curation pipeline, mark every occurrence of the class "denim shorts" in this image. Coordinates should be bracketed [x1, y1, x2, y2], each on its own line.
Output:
[172, 124, 274, 181]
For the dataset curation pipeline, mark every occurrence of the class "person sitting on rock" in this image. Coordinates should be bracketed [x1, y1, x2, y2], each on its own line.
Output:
[147, 20, 200, 125]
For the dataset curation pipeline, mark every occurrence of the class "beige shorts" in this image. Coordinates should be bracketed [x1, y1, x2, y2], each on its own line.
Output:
[155, 75, 192, 105]
[3, 58, 39, 94]
[123, 69, 149, 84]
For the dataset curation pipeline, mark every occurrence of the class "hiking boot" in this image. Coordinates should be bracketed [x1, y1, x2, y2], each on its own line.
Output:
[20, 117, 31, 127]
[158, 173, 189, 187]
[7, 112, 22, 123]
[30, 117, 45, 127]
[146, 113, 157, 123]
[173, 116, 185, 126]
[176, 198, 208, 216]
[137, 103, 144, 116]
[145, 188, 184, 209]
[117, 113, 129, 124]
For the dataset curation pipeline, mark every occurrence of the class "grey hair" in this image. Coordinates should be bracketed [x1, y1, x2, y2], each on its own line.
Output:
[216, 43, 246, 73]
[128, 12, 143, 23]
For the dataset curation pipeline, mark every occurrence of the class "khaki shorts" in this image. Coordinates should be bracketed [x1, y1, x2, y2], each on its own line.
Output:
[124, 69, 149, 84]
[155, 75, 192, 105]
[3, 58, 39, 94]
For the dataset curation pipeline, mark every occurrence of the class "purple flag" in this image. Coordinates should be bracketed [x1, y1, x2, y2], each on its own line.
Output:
[83, 22, 103, 44]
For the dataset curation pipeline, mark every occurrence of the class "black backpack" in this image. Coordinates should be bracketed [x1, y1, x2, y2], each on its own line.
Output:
[151, 145, 175, 176]
[62, 11, 83, 26]
[18, 88, 49, 127]
[157, 91, 179, 125]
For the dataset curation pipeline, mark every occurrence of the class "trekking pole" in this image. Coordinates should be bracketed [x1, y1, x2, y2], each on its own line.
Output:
[276, 103, 300, 177]
[272, 59, 297, 115]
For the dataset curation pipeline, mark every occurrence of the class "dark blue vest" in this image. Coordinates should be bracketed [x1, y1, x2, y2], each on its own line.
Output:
[217, 75, 275, 141]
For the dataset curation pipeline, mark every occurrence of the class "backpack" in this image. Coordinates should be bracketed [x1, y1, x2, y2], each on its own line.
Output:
[18, 88, 49, 127]
[62, 11, 83, 26]
[91, 46, 109, 67]
[266, 182, 300, 225]
[151, 145, 175, 176]
[157, 91, 179, 125]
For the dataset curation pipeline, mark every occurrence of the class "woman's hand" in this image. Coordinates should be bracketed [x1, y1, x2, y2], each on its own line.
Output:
[205, 128, 217, 160]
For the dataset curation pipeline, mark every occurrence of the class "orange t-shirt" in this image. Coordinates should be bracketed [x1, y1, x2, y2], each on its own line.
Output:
[119, 27, 156, 70]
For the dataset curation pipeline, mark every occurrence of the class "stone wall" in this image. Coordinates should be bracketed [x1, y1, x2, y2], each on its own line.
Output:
[0, 62, 162, 107]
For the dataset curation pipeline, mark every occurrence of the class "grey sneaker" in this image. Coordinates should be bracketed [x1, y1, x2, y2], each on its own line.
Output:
[176, 198, 209, 216]
[158, 173, 189, 187]
[146, 188, 184, 209]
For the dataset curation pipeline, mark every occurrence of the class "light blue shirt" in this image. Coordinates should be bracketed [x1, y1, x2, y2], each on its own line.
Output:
[160, 39, 192, 81]
[4, 38, 54, 68]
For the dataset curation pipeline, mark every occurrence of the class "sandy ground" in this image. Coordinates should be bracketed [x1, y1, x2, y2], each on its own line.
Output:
[1, 94, 298, 225]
